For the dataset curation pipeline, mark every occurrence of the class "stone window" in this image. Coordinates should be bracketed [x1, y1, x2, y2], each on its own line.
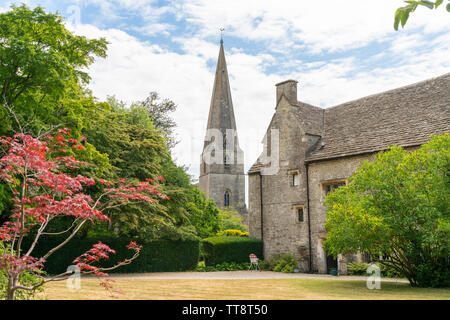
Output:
[224, 191, 230, 207]
[323, 181, 346, 195]
[297, 207, 304, 222]
[288, 170, 300, 187]
[321, 180, 347, 202]
[293, 205, 305, 223]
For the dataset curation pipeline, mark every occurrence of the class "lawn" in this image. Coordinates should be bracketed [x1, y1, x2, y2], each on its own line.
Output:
[38, 278, 450, 300]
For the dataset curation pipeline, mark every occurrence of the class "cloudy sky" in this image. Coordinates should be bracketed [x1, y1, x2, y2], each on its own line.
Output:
[2, 0, 450, 182]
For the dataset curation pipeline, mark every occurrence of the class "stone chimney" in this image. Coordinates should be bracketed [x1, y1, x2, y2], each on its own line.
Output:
[276, 79, 298, 106]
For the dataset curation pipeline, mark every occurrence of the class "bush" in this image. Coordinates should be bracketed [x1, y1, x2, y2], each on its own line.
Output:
[218, 208, 247, 232]
[201, 236, 263, 266]
[347, 262, 403, 278]
[347, 262, 369, 276]
[22, 236, 199, 274]
[217, 229, 249, 237]
[195, 261, 250, 272]
[415, 261, 450, 288]
[379, 263, 403, 279]
[260, 253, 298, 273]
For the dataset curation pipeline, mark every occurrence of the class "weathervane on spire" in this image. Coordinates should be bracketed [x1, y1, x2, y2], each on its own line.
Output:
[220, 27, 225, 43]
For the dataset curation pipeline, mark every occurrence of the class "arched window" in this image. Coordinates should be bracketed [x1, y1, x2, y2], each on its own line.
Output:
[224, 191, 230, 207]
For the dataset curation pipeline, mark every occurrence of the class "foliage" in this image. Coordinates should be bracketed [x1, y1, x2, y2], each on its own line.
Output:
[259, 253, 299, 273]
[0, 130, 166, 299]
[0, 4, 112, 183]
[347, 262, 406, 278]
[346, 262, 369, 276]
[218, 208, 247, 232]
[201, 236, 263, 266]
[134, 92, 178, 149]
[22, 236, 199, 274]
[217, 229, 249, 237]
[323, 134, 450, 287]
[195, 260, 250, 272]
[0, 242, 44, 300]
[85, 96, 219, 242]
[0, 4, 108, 137]
[184, 187, 221, 239]
[82, 96, 175, 238]
[394, 0, 450, 30]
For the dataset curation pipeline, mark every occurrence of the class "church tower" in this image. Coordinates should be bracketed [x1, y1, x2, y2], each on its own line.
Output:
[199, 40, 247, 217]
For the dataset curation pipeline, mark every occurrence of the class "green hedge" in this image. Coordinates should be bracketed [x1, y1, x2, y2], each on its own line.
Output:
[22, 236, 199, 275]
[201, 236, 263, 266]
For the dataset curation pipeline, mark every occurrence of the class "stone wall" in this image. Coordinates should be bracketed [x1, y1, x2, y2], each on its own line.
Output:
[199, 172, 247, 216]
[248, 91, 316, 272]
[307, 154, 374, 274]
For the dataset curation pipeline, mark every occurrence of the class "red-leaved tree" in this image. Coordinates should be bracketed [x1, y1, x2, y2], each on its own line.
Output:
[0, 129, 168, 300]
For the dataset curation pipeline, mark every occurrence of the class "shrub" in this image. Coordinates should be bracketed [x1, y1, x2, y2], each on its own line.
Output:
[218, 208, 247, 232]
[195, 261, 250, 272]
[260, 253, 298, 273]
[379, 263, 403, 279]
[347, 262, 404, 278]
[415, 261, 450, 288]
[22, 236, 199, 274]
[347, 262, 369, 276]
[201, 236, 263, 266]
[217, 229, 249, 237]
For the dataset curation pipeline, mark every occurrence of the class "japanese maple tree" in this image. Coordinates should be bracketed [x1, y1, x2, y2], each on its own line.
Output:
[0, 128, 168, 300]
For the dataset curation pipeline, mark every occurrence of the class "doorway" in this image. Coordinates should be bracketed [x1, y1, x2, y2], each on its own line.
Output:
[326, 254, 338, 274]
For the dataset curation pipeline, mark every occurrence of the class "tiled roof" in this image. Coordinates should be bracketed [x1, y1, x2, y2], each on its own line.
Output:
[306, 73, 450, 162]
[293, 102, 324, 137]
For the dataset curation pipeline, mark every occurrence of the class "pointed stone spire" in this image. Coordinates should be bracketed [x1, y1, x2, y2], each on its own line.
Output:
[199, 40, 247, 217]
[205, 39, 237, 134]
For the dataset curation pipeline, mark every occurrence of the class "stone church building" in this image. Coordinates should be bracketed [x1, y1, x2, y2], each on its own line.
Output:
[199, 40, 247, 217]
[247, 73, 450, 274]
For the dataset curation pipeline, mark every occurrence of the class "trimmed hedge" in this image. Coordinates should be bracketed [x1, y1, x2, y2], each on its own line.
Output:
[201, 236, 263, 266]
[22, 236, 199, 275]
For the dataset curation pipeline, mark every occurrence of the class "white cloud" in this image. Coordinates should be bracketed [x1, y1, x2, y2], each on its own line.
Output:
[175, 0, 450, 53]
[132, 23, 176, 36]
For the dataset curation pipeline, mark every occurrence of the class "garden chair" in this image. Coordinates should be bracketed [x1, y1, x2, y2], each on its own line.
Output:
[248, 253, 260, 271]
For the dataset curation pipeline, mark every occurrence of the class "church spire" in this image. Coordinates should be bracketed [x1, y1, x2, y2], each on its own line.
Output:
[205, 39, 237, 132]
[198, 40, 247, 217]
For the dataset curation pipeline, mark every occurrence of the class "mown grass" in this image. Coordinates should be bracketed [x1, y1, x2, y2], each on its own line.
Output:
[37, 278, 450, 300]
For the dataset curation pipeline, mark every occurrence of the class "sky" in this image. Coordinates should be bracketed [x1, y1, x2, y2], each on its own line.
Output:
[1, 0, 450, 184]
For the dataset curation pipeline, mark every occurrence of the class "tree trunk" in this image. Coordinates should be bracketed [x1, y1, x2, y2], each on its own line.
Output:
[7, 275, 17, 300]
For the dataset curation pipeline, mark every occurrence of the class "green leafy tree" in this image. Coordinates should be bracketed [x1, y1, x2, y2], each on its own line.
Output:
[0, 4, 110, 178]
[0, 4, 108, 133]
[218, 208, 247, 232]
[134, 92, 178, 149]
[185, 187, 221, 238]
[323, 134, 450, 287]
[82, 97, 175, 238]
[394, 0, 450, 30]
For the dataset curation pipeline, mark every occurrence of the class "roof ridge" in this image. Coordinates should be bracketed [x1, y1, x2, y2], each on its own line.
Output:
[326, 72, 450, 110]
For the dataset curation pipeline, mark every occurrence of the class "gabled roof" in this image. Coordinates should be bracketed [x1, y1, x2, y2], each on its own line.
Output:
[306, 73, 450, 162]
